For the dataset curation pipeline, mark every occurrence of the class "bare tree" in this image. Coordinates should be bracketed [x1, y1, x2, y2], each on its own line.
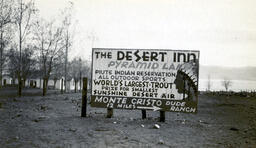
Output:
[87, 30, 99, 49]
[79, 58, 82, 92]
[0, 0, 14, 88]
[61, 2, 75, 93]
[81, 59, 91, 79]
[222, 78, 232, 92]
[20, 46, 36, 85]
[70, 58, 80, 93]
[51, 59, 64, 90]
[207, 74, 212, 91]
[13, 0, 36, 96]
[7, 46, 36, 87]
[6, 47, 19, 85]
[33, 19, 65, 96]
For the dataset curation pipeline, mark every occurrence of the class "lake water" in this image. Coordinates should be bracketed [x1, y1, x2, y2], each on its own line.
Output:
[199, 79, 256, 92]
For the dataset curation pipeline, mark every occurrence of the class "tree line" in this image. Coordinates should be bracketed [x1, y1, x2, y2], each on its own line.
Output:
[0, 0, 90, 96]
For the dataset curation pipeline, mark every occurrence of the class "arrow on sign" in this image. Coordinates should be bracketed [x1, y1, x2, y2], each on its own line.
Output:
[137, 106, 161, 111]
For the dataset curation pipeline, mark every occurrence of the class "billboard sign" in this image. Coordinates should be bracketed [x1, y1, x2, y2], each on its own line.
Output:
[91, 48, 200, 113]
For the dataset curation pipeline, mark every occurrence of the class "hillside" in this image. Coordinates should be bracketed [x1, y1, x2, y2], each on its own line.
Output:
[199, 65, 256, 81]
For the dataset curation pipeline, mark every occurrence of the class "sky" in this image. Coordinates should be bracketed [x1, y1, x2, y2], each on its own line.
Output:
[35, 0, 256, 67]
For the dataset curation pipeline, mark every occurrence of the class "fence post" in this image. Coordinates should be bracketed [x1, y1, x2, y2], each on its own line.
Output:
[106, 108, 113, 118]
[61, 79, 64, 94]
[160, 111, 165, 122]
[81, 77, 88, 117]
[142, 110, 146, 119]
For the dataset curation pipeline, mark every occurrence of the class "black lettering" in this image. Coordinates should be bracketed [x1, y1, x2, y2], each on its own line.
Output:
[159, 52, 167, 62]
[151, 52, 158, 61]
[126, 51, 133, 61]
[142, 52, 149, 61]
[117, 51, 125, 60]
[134, 50, 141, 62]
[178, 53, 186, 62]
[188, 53, 196, 62]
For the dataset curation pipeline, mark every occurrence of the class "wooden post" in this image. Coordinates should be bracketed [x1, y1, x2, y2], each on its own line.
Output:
[61, 78, 64, 94]
[106, 108, 113, 118]
[142, 110, 146, 119]
[160, 111, 165, 122]
[81, 77, 88, 117]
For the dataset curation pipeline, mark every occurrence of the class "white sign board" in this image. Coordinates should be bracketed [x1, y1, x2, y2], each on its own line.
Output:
[91, 48, 199, 113]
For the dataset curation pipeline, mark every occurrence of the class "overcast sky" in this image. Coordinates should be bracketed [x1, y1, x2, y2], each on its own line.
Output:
[35, 0, 256, 67]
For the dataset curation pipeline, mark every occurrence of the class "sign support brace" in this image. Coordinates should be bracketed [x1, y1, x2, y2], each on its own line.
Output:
[107, 108, 113, 118]
[142, 110, 146, 119]
[160, 111, 165, 122]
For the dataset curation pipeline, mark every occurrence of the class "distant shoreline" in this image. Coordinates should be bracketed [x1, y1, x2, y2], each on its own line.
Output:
[199, 79, 256, 92]
[200, 65, 256, 81]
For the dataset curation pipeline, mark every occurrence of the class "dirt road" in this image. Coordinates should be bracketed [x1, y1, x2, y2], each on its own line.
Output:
[0, 89, 255, 148]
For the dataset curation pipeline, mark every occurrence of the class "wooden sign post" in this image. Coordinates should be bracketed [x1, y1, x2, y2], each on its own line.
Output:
[81, 77, 88, 117]
[160, 111, 165, 122]
[61, 78, 64, 94]
[106, 108, 113, 118]
[142, 110, 146, 119]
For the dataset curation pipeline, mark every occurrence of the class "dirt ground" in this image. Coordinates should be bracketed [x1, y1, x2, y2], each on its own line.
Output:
[0, 88, 256, 148]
